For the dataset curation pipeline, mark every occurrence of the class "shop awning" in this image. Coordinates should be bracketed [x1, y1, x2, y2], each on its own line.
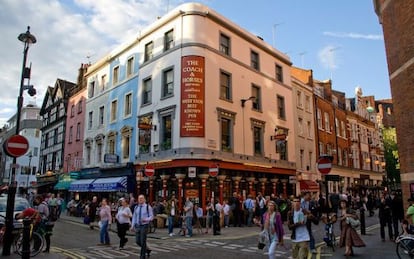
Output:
[90, 176, 127, 192]
[54, 180, 72, 190]
[299, 180, 320, 192]
[69, 179, 95, 192]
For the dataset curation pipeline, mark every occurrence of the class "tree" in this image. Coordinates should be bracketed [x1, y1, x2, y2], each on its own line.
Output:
[382, 127, 400, 189]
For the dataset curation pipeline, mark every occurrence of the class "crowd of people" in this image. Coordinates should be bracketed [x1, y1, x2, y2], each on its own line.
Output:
[17, 188, 413, 259]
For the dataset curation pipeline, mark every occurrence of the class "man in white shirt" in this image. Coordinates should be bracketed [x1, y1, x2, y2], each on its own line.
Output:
[288, 196, 310, 259]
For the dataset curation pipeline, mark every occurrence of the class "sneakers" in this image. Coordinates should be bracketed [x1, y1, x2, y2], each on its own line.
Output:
[185, 235, 191, 238]
[169, 233, 174, 237]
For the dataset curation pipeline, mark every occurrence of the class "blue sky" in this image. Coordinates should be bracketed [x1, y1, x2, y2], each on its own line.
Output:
[0, 0, 390, 127]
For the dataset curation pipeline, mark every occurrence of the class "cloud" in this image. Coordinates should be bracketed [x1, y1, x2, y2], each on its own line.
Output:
[323, 31, 383, 40]
[0, 0, 185, 127]
[318, 45, 341, 72]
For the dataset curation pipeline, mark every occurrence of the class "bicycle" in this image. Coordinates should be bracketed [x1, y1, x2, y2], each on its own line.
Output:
[14, 221, 44, 257]
[396, 235, 414, 259]
[322, 213, 337, 252]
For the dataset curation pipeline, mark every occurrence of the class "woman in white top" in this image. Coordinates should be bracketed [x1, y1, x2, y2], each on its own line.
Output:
[116, 198, 132, 249]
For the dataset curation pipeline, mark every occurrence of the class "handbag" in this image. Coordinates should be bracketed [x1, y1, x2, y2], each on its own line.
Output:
[83, 216, 90, 225]
[346, 217, 360, 228]
[258, 230, 269, 250]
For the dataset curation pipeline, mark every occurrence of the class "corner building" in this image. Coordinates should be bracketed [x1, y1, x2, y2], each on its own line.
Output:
[84, 3, 297, 209]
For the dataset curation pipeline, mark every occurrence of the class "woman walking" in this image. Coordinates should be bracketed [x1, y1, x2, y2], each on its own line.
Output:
[263, 200, 284, 259]
[338, 199, 365, 256]
[98, 198, 112, 245]
[116, 198, 132, 249]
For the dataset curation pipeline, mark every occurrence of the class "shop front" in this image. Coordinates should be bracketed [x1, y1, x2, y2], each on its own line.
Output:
[134, 158, 296, 210]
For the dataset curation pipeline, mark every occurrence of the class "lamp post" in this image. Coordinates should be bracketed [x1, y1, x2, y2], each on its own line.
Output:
[241, 96, 256, 155]
[2, 26, 36, 256]
[26, 152, 33, 189]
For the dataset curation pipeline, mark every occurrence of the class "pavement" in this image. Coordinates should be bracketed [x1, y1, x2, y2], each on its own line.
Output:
[0, 213, 400, 258]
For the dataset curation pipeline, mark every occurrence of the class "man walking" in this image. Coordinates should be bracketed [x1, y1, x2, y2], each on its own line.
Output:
[183, 196, 194, 237]
[131, 194, 153, 259]
[166, 194, 178, 237]
[288, 196, 310, 259]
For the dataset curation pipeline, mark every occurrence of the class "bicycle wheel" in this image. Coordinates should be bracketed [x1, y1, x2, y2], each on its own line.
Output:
[14, 231, 44, 257]
[396, 239, 414, 259]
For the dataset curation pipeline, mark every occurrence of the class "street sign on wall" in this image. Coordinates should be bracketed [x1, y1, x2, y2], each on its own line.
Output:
[209, 164, 219, 177]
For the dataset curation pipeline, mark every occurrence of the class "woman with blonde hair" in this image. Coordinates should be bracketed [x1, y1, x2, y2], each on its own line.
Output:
[263, 200, 284, 259]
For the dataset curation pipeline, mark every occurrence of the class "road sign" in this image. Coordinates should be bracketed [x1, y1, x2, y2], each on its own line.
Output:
[144, 164, 155, 177]
[209, 164, 219, 177]
[3, 135, 29, 158]
[317, 156, 332, 174]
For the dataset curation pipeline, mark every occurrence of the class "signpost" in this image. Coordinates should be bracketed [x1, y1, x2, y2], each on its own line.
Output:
[209, 164, 219, 177]
[3, 134, 29, 157]
[317, 156, 332, 175]
[144, 164, 155, 177]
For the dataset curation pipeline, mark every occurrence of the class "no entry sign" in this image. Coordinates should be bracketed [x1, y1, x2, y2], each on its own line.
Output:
[3, 134, 29, 157]
[144, 164, 155, 177]
[209, 164, 219, 177]
[317, 156, 332, 175]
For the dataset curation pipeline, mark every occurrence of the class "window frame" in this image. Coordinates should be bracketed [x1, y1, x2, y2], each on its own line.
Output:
[162, 67, 174, 98]
[142, 77, 152, 105]
[219, 33, 231, 55]
[164, 29, 174, 51]
[219, 70, 232, 101]
[144, 41, 154, 62]
[250, 50, 260, 70]
[277, 95, 286, 120]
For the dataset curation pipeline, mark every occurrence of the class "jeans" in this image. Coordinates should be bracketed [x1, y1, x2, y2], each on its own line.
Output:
[99, 220, 110, 244]
[185, 216, 193, 236]
[224, 215, 229, 227]
[135, 224, 148, 259]
[268, 235, 279, 259]
[168, 216, 174, 234]
[246, 209, 253, 226]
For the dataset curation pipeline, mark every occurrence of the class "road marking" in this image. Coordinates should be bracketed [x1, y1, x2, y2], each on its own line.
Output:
[52, 247, 87, 259]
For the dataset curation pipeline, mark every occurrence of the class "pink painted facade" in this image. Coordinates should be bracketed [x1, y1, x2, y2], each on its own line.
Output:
[63, 88, 87, 173]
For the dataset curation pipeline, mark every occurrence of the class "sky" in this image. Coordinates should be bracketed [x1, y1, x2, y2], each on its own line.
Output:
[0, 0, 390, 127]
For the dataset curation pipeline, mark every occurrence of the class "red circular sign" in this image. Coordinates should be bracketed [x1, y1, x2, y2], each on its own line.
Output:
[3, 134, 29, 157]
[209, 164, 219, 177]
[317, 157, 332, 175]
[144, 164, 155, 177]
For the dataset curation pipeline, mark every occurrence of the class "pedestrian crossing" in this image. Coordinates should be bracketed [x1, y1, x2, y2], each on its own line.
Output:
[60, 238, 291, 258]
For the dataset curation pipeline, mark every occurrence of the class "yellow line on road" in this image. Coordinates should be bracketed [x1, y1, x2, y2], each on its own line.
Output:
[51, 246, 86, 259]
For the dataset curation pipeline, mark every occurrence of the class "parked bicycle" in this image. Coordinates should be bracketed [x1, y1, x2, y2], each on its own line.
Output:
[396, 234, 414, 259]
[1, 214, 45, 257]
[14, 221, 45, 257]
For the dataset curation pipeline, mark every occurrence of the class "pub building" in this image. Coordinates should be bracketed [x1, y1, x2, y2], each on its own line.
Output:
[79, 3, 300, 210]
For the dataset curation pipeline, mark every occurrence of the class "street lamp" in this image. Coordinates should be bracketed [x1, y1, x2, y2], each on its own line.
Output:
[26, 152, 33, 189]
[2, 26, 36, 256]
[241, 96, 256, 155]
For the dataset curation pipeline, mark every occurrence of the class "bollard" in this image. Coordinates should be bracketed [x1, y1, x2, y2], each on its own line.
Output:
[360, 208, 366, 235]
[21, 218, 31, 259]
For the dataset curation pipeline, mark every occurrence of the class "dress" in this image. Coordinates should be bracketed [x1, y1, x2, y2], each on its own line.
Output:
[339, 209, 365, 249]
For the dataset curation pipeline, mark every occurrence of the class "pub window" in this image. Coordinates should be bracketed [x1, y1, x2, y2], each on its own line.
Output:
[250, 50, 259, 70]
[220, 71, 232, 101]
[162, 68, 174, 98]
[164, 29, 174, 51]
[161, 114, 172, 150]
[253, 126, 263, 155]
[219, 33, 230, 55]
[221, 117, 232, 152]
